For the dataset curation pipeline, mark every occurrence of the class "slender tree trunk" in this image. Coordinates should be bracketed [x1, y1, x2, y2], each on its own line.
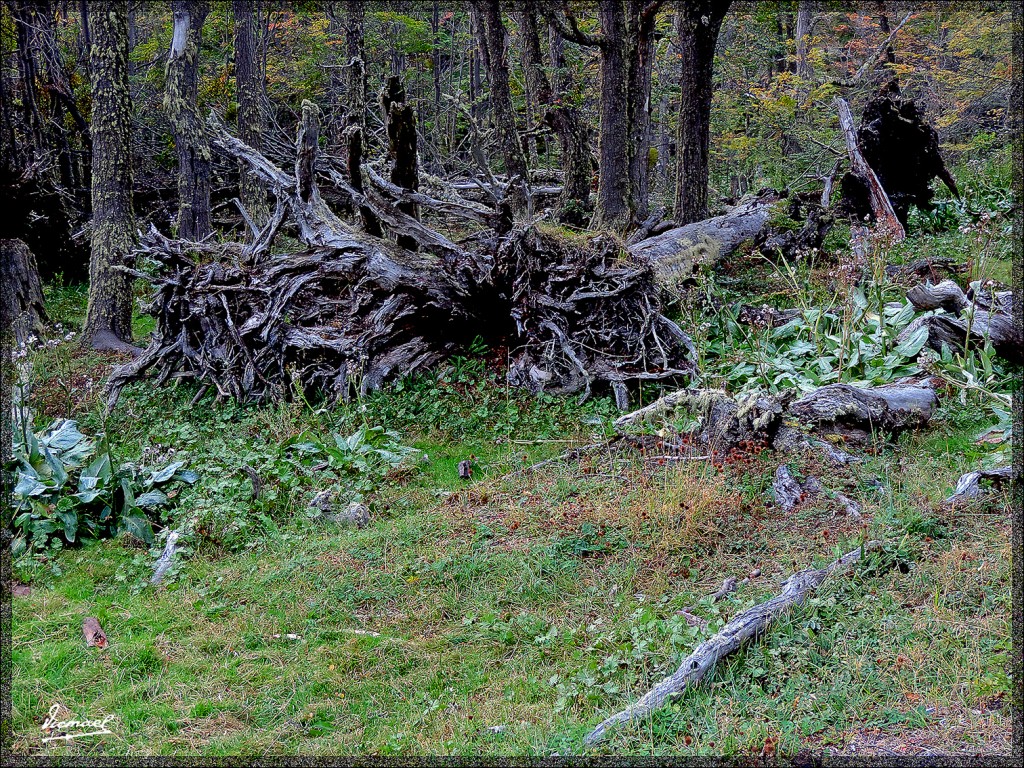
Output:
[1, 238, 48, 344]
[165, 0, 211, 241]
[474, 0, 529, 214]
[592, 0, 630, 230]
[233, 0, 268, 233]
[673, 1, 731, 225]
[83, 0, 134, 350]
[795, 1, 812, 80]
[626, 0, 657, 225]
[519, 6, 590, 223]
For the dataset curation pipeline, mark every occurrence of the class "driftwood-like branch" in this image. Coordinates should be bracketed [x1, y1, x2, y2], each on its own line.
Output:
[944, 466, 1012, 507]
[582, 541, 884, 747]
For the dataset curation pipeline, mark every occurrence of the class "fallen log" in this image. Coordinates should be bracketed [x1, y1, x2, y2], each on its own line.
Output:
[787, 380, 936, 440]
[627, 195, 775, 287]
[900, 283, 1020, 363]
[613, 388, 784, 449]
[582, 541, 884, 747]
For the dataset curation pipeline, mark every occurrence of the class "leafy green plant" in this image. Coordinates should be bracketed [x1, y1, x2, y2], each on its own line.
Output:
[7, 419, 196, 556]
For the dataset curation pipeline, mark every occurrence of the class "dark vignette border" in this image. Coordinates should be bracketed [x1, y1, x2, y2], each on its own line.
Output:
[1, 1, 1022, 766]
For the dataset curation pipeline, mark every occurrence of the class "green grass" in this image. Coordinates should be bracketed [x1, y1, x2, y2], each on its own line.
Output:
[8, 209, 1014, 757]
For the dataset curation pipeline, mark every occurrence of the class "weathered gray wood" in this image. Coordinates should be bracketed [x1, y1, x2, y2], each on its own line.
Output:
[906, 280, 969, 313]
[944, 466, 1012, 506]
[787, 380, 936, 436]
[582, 541, 884, 747]
[628, 196, 774, 286]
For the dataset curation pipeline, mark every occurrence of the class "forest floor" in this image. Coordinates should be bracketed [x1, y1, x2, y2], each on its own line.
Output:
[7, 199, 1015, 758]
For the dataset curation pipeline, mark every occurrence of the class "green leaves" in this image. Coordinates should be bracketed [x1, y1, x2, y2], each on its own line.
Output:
[7, 419, 196, 555]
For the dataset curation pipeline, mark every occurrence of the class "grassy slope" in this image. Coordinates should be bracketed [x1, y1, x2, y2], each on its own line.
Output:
[9, 222, 1013, 758]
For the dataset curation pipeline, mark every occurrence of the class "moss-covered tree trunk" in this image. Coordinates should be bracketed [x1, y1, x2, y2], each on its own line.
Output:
[165, 0, 211, 241]
[673, 0, 730, 225]
[233, 0, 268, 234]
[82, 0, 135, 351]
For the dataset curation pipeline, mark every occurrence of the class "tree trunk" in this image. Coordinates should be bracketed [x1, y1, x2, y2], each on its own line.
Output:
[673, 1, 731, 225]
[518, 8, 591, 224]
[233, 0, 268, 234]
[474, 0, 529, 215]
[382, 76, 420, 251]
[165, 0, 211, 241]
[1, 238, 49, 344]
[795, 1, 812, 80]
[592, 0, 631, 231]
[83, 0, 135, 351]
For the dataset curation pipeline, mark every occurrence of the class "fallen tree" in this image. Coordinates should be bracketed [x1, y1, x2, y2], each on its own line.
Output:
[899, 280, 1020, 363]
[106, 101, 695, 408]
[582, 541, 885, 747]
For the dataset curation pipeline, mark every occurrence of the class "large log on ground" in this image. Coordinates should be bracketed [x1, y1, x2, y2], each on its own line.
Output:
[787, 380, 936, 439]
[900, 281, 1020, 362]
[628, 195, 775, 287]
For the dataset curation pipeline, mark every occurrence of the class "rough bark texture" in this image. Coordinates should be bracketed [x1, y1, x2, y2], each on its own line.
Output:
[901, 282, 1020, 362]
[1, 238, 49, 344]
[837, 88, 957, 229]
[944, 466, 1012, 507]
[582, 542, 885, 747]
[382, 77, 420, 251]
[517, 9, 591, 224]
[165, 0, 212, 241]
[787, 380, 937, 439]
[835, 95, 904, 244]
[233, 0, 269, 234]
[475, 0, 529, 214]
[629, 194, 774, 287]
[674, 1, 731, 225]
[83, 0, 135, 351]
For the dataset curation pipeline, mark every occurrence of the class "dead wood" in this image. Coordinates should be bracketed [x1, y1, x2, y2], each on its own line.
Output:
[711, 577, 738, 603]
[899, 283, 1020, 362]
[582, 541, 884, 747]
[106, 103, 694, 409]
[627, 194, 775, 287]
[613, 387, 784, 450]
[773, 465, 804, 512]
[787, 380, 936, 440]
[1, 238, 49, 344]
[82, 617, 107, 648]
[944, 466, 1012, 507]
[835, 97, 905, 244]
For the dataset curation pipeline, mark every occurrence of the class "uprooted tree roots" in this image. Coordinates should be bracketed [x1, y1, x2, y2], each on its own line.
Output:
[106, 102, 694, 408]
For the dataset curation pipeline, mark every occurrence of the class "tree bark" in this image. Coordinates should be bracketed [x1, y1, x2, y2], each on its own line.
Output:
[673, 1, 731, 225]
[629, 194, 774, 287]
[165, 0, 212, 241]
[233, 0, 268, 233]
[795, 1, 813, 80]
[516, 8, 591, 223]
[1, 238, 49, 344]
[474, 0, 529, 215]
[382, 76, 420, 251]
[83, 0, 135, 351]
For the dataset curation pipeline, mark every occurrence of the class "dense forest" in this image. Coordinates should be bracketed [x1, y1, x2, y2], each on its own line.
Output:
[2, 0, 1019, 759]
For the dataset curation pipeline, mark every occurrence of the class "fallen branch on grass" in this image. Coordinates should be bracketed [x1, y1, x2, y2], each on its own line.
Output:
[944, 466, 1012, 507]
[582, 540, 884, 748]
